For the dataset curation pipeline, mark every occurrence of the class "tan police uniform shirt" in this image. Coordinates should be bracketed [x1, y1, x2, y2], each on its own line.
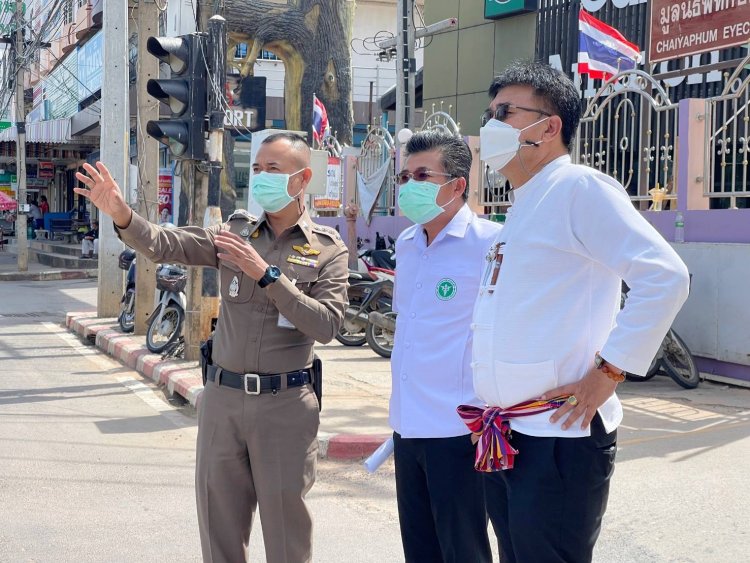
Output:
[116, 209, 349, 374]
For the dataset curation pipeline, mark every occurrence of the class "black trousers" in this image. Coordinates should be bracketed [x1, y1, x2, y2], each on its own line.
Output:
[484, 417, 617, 563]
[394, 432, 492, 563]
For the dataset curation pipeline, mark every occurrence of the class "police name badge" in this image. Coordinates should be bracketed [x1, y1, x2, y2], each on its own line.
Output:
[229, 275, 240, 297]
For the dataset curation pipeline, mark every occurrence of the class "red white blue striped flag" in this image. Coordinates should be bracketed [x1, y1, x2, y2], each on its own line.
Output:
[312, 94, 329, 144]
[578, 10, 641, 80]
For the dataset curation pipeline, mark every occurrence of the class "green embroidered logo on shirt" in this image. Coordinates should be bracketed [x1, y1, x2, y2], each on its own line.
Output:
[436, 278, 457, 301]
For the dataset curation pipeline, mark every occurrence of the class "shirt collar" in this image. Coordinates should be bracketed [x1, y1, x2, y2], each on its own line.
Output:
[401, 204, 474, 244]
[512, 154, 571, 203]
[255, 209, 315, 244]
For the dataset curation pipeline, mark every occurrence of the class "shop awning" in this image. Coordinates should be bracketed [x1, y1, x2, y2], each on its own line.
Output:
[0, 118, 93, 144]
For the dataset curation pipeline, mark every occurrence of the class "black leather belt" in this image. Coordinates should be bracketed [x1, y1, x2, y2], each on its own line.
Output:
[206, 363, 312, 395]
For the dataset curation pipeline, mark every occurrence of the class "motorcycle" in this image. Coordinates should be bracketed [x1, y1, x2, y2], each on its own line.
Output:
[366, 306, 397, 359]
[145, 263, 188, 354]
[117, 248, 137, 333]
[336, 273, 394, 347]
[621, 283, 700, 389]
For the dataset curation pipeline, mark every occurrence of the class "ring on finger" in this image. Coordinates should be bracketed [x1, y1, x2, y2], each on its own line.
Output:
[567, 395, 579, 406]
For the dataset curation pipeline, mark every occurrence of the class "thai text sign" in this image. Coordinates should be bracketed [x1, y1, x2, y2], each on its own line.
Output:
[650, 0, 750, 63]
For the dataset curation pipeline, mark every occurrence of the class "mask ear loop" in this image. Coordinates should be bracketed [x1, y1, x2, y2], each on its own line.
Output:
[516, 116, 551, 177]
[437, 177, 461, 211]
[289, 169, 307, 214]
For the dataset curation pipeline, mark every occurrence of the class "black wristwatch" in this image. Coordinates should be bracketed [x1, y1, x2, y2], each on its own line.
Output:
[258, 265, 281, 288]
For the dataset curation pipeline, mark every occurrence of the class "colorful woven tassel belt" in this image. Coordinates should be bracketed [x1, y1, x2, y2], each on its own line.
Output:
[456, 395, 570, 472]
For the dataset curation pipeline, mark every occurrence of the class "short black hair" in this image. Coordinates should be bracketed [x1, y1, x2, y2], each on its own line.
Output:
[261, 132, 311, 167]
[488, 61, 581, 150]
[404, 131, 472, 200]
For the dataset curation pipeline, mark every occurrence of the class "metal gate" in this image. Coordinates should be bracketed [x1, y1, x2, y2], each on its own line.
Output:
[575, 70, 679, 208]
[420, 103, 461, 137]
[356, 126, 395, 217]
[705, 54, 750, 208]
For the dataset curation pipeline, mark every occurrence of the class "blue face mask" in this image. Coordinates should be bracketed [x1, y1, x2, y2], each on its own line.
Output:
[251, 169, 305, 213]
[398, 179, 457, 225]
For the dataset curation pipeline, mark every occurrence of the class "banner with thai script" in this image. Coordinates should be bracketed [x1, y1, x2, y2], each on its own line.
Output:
[650, 0, 750, 63]
[158, 169, 173, 224]
[314, 157, 342, 210]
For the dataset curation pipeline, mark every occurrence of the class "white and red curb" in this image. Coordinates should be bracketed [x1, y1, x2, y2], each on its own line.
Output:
[66, 313, 387, 461]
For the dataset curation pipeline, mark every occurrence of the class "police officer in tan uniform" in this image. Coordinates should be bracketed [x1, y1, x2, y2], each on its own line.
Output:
[75, 132, 349, 563]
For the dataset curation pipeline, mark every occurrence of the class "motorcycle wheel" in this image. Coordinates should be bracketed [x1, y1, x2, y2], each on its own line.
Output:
[625, 354, 661, 381]
[118, 289, 135, 333]
[146, 304, 184, 353]
[662, 331, 700, 389]
[336, 328, 367, 346]
[365, 307, 396, 359]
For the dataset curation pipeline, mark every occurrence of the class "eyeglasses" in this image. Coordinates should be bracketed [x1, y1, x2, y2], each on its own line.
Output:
[396, 169, 454, 185]
[481, 103, 552, 126]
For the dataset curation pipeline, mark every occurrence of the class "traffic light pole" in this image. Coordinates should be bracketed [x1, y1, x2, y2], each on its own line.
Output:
[184, 16, 226, 361]
[133, 0, 159, 334]
[14, 0, 28, 272]
[98, 0, 130, 316]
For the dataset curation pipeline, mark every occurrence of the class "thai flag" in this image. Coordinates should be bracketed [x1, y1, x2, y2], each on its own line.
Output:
[312, 94, 329, 144]
[578, 10, 641, 80]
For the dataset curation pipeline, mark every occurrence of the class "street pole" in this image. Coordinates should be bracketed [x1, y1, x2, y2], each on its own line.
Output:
[394, 0, 415, 146]
[133, 0, 159, 334]
[14, 0, 27, 272]
[98, 0, 130, 316]
[184, 17, 225, 361]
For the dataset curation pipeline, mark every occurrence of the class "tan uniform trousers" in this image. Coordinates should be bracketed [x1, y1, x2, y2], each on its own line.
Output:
[196, 375, 320, 563]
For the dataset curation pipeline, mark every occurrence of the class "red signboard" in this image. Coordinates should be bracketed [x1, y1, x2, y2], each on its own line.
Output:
[38, 161, 54, 179]
[650, 0, 750, 63]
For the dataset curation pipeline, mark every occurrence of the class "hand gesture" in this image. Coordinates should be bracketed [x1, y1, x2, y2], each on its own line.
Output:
[541, 368, 619, 430]
[214, 229, 270, 282]
[74, 162, 132, 227]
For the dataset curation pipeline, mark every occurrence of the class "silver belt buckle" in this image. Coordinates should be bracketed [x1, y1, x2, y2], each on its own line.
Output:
[243, 373, 261, 395]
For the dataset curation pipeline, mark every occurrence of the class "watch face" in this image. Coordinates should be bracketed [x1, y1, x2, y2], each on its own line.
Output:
[269, 266, 281, 279]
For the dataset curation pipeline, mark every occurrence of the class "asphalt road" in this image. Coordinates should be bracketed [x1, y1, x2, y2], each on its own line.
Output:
[1, 279, 748, 562]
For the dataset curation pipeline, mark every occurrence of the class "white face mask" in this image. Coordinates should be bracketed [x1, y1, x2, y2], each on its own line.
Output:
[479, 117, 549, 171]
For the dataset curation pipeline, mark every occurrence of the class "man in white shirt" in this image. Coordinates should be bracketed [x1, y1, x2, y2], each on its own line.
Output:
[390, 131, 501, 562]
[471, 61, 690, 562]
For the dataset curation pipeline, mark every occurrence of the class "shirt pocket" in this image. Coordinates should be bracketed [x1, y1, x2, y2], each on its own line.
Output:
[220, 262, 255, 303]
[285, 265, 320, 295]
[490, 359, 558, 409]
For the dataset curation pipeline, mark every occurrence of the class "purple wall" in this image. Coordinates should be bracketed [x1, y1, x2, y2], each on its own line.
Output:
[641, 209, 750, 243]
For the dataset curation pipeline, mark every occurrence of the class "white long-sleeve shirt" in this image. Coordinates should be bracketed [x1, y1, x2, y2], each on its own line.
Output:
[390, 204, 503, 438]
[472, 156, 690, 438]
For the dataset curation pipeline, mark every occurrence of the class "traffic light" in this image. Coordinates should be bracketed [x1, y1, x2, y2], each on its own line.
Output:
[146, 34, 207, 160]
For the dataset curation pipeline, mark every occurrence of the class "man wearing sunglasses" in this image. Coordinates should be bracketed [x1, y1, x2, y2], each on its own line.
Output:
[470, 61, 690, 562]
[389, 131, 501, 562]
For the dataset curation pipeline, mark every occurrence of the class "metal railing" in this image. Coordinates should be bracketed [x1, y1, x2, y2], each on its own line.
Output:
[704, 55, 750, 207]
[574, 70, 679, 208]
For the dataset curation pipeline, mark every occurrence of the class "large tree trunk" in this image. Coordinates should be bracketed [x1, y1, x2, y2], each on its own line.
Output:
[220, 0, 355, 145]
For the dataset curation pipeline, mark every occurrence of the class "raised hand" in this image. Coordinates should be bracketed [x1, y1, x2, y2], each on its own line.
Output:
[74, 162, 132, 227]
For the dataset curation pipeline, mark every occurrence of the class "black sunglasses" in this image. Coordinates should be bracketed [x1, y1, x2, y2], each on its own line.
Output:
[481, 103, 552, 126]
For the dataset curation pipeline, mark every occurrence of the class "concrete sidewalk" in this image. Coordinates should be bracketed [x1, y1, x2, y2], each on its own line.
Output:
[66, 312, 393, 461]
[0, 249, 97, 281]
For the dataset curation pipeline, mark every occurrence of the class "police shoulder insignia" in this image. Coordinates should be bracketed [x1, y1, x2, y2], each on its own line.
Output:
[312, 224, 344, 244]
[228, 209, 258, 222]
